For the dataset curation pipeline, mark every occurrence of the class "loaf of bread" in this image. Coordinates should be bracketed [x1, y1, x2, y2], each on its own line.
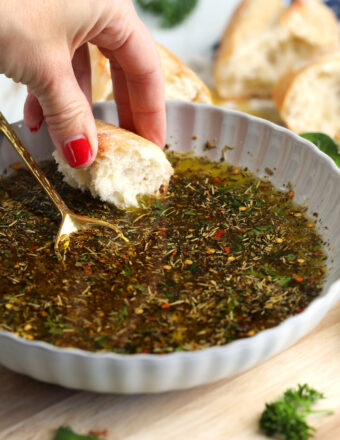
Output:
[90, 43, 212, 104]
[273, 50, 340, 139]
[53, 120, 174, 209]
[214, 0, 339, 100]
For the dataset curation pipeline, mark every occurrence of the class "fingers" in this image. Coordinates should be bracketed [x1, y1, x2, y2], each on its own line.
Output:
[32, 55, 97, 168]
[24, 91, 44, 132]
[94, 14, 166, 148]
[24, 44, 93, 142]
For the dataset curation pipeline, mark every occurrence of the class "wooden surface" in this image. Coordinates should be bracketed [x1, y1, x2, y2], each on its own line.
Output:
[0, 302, 339, 440]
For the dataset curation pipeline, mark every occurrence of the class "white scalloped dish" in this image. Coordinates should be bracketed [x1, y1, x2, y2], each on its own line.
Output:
[0, 101, 339, 394]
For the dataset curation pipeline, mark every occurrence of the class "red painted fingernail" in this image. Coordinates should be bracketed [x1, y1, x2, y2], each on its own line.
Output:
[29, 120, 43, 133]
[63, 136, 93, 168]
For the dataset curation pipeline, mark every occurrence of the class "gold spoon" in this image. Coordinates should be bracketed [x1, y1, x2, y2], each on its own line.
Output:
[0, 112, 127, 254]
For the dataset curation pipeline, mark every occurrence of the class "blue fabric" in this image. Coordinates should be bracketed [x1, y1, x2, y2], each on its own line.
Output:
[324, 0, 340, 18]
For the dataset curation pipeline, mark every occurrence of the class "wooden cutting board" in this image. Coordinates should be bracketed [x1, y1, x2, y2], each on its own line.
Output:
[0, 300, 339, 440]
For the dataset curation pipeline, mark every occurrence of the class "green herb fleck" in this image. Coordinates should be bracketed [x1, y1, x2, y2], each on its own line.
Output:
[119, 305, 129, 322]
[122, 267, 131, 276]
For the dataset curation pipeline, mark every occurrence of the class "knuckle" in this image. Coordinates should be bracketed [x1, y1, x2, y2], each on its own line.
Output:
[44, 99, 90, 134]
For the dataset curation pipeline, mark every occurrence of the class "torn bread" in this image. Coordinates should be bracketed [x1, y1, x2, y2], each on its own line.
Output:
[273, 50, 340, 139]
[90, 42, 212, 104]
[53, 120, 174, 209]
[214, 0, 339, 99]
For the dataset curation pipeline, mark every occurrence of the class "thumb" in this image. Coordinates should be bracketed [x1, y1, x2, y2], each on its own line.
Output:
[33, 59, 97, 169]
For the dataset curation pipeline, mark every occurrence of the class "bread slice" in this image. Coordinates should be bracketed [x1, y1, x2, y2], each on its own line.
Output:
[273, 50, 340, 139]
[89, 44, 113, 103]
[53, 120, 174, 209]
[90, 43, 212, 104]
[214, 0, 339, 100]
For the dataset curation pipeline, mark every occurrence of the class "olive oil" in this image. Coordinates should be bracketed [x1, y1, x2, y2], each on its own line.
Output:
[0, 153, 326, 353]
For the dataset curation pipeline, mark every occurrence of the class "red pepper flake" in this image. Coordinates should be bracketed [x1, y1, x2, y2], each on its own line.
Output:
[146, 316, 153, 321]
[161, 303, 170, 309]
[214, 178, 221, 184]
[224, 247, 231, 254]
[296, 308, 304, 313]
[115, 261, 121, 266]
[262, 187, 268, 191]
[288, 191, 295, 198]
[172, 251, 177, 256]
[30, 245, 38, 250]
[215, 229, 226, 238]
[295, 276, 303, 282]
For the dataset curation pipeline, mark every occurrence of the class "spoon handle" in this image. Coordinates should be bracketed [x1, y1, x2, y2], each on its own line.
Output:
[0, 113, 69, 215]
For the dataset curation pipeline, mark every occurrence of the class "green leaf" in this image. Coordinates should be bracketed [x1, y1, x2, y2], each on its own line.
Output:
[136, 0, 198, 28]
[300, 133, 340, 167]
[54, 427, 103, 440]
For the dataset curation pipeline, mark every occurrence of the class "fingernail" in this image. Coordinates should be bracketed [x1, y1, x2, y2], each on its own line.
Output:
[63, 135, 93, 168]
[29, 121, 43, 133]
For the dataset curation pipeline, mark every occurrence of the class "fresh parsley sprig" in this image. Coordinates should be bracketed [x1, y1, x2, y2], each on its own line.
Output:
[259, 384, 333, 440]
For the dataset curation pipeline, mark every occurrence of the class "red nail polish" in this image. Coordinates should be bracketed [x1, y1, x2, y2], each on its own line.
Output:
[63, 136, 93, 168]
[29, 121, 43, 133]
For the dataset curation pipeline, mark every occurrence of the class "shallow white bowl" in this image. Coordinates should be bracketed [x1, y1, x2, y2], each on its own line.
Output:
[0, 101, 340, 394]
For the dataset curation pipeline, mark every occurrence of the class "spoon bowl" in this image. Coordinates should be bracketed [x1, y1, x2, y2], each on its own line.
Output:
[0, 112, 127, 253]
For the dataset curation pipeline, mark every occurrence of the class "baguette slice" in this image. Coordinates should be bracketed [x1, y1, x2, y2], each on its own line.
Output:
[53, 120, 174, 209]
[273, 50, 340, 139]
[214, 0, 339, 100]
[90, 43, 212, 104]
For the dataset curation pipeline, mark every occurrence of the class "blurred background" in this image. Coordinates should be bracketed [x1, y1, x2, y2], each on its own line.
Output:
[0, 0, 339, 126]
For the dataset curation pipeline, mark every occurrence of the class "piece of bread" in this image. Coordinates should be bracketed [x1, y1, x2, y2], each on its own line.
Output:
[53, 120, 174, 209]
[90, 42, 212, 104]
[214, 0, 339, 100]
[273, 50, 340, 139]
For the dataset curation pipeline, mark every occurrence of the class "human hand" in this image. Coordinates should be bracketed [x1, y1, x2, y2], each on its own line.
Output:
[0, 0, 166, 168]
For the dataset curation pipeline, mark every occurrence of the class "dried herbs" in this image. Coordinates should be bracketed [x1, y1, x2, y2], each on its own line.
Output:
[0, 153, 327, 354]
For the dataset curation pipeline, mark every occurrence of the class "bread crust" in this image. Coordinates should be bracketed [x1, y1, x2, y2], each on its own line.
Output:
[215, 0, 284, 63]
[273, 49, 340, 135]
[214, 0, 339, 100]
[54, 119, 174, 209]
[95, 119, 164, 158]
[156, 43, 212, 104]
[90, 43, 212, 104]
[280, 0, 339, 47]
[214, 0, 285, 92]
